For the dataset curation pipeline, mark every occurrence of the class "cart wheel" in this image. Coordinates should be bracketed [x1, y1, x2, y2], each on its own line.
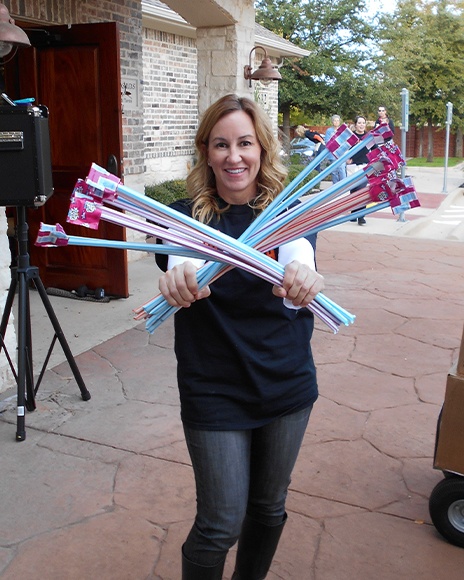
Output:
[429, 477, 464, 548]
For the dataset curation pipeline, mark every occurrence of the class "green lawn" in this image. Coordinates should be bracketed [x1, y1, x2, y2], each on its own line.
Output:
[406, 157, 463, 167]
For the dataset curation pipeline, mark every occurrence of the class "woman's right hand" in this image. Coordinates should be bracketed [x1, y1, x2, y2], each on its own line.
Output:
[159, 261, 211, 307]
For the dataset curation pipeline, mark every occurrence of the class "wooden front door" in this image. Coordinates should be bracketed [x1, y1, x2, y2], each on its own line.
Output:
[5, 22, 128, 297]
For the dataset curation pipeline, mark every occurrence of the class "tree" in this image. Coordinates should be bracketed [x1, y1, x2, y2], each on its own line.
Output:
[255, 0, 376, 129]
[377, 0, 464, 160]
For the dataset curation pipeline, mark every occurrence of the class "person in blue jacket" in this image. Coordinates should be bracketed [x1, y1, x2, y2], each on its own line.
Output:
[325, 114, 347, 184]
[157, 94, 324, 579]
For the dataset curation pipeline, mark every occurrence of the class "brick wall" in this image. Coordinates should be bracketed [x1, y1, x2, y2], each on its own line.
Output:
[141, 30, 280, 185]
[142, 28, 198, 184]
[399, 126, 462, 158]
[304, 124, 461, 159]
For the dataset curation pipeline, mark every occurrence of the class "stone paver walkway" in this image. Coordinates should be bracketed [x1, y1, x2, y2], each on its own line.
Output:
[1, 229, 464, 579]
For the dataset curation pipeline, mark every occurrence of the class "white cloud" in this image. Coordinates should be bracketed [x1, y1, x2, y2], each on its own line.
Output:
[364, 0, 397, 17]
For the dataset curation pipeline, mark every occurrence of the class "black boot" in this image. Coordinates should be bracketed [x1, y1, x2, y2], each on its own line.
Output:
[231, 513, 287, 580]
[182, 546, 226, 579]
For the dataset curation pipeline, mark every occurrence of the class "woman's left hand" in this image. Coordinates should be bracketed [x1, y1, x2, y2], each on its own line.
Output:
[272, 261, 325, 307]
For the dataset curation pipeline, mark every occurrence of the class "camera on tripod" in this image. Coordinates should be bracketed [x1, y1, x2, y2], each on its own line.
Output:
[0, 100, 53, 207]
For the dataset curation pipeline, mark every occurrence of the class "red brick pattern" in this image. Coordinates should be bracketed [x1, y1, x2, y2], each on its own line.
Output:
[310, 123, 462, 158]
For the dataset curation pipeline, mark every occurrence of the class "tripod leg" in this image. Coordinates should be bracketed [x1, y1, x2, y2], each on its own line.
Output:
[24, 273, 36, 413]
[32, 273, 91, 402]
[16, 267, 29, 441]
[0, 267, 32, 439]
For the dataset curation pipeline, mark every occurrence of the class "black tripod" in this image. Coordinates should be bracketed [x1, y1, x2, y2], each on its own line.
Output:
[0, 206, 90, 441]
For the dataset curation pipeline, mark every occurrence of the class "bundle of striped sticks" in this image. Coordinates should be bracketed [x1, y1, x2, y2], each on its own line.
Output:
[36, 123, 419, 334]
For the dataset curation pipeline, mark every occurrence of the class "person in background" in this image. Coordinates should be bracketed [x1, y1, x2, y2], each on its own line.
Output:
[303, 126, 326, 165]
[324, 114, 347, 184]
[157, 94, 324, 580]
[295, 125, 326, 172]
[347, 115, 370, 226]
[292, 125, 317, 167]
[374, 105, 395, 134]
[375, 105, 405, 221]
[294, 124, 307, 139]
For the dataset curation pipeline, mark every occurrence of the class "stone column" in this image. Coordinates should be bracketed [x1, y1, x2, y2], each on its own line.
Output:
[195, 1, 255, 116]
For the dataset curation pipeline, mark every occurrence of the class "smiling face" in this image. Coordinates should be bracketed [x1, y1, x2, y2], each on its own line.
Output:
[206, 110, 262, 205]
[355, 117, 366, 134]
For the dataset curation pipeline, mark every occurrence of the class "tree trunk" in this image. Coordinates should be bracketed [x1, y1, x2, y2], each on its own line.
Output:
[426, 120, 434, 162]
[418, 126, 423, 157]
[282, 104, 291, 139]
[280, 104, 291, 154]
[456, 127, 463, 158]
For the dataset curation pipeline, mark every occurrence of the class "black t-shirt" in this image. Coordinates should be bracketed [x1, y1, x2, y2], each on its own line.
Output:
[157, 198, 318, 430]
[350, 131, 370, 165]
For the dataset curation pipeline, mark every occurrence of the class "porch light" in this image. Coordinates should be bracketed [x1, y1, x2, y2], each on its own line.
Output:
[244, 46, 282, 88]
[0, 3, 30, 58]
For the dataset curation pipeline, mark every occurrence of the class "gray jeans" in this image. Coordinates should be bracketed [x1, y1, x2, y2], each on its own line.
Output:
[182, 405, 313, 566]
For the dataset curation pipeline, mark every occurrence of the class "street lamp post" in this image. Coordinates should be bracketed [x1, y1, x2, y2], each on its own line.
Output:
[398, 88, 409, 222]
[400, 88, 409, 178]
[442, 101, 453, 194]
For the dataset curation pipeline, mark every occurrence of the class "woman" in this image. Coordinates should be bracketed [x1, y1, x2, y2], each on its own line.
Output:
[325, 114, 347, 184]
[158, 94, 324, 580]
[347, 115, 369, 226]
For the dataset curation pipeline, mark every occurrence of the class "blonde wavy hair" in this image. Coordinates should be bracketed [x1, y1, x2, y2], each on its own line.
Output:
[186, 94, 287, 224]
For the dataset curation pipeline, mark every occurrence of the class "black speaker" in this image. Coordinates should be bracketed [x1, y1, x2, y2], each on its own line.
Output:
[0, 105, 53, 207]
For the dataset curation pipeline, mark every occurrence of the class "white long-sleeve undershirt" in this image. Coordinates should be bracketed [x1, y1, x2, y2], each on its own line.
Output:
[166, 237, 316, 310]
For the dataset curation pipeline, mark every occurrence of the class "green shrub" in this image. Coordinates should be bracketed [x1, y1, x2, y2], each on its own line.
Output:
[145, 179, 187, 205]
[286, 162, 306, 183]
[285, 163, 319, 192]
[145, 165, 321, 206]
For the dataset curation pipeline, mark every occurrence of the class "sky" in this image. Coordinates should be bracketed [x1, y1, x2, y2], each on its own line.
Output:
[364, 0, 398, 17]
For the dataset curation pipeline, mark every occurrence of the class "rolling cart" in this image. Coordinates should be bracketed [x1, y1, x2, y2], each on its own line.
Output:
[429, 324, 464, 547]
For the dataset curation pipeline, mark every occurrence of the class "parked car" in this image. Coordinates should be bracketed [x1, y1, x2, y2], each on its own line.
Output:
[289, 137, 324, 165]
[290, 137, 316, 161]
[281, 137, 316, 165]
